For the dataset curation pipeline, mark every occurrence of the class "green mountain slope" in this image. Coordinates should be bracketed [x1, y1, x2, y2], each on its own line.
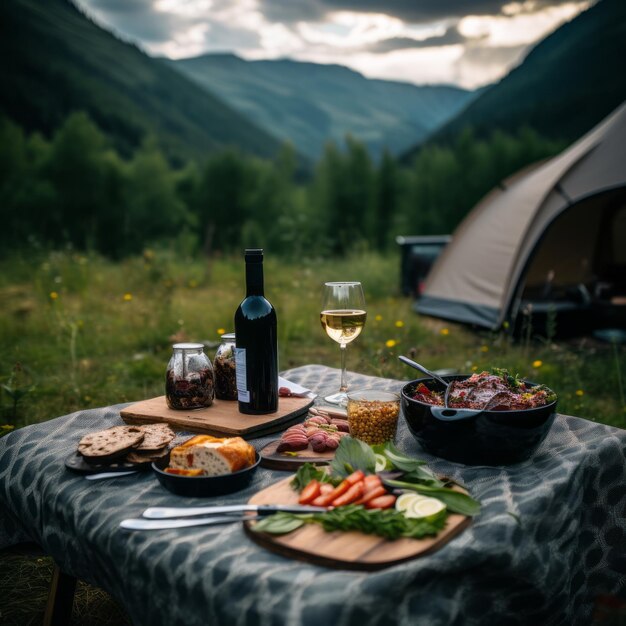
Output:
[168, 54, 475, 160]
[406, 0, 626, 158]
[0, 0, 282, 163]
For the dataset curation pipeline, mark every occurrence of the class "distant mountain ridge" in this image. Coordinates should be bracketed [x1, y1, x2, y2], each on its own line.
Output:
[167, 54, 475, 160]
[0, 0, 282, 163]
[408, 0, 626, 158]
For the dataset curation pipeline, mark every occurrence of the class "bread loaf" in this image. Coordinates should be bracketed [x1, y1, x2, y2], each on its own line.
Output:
[169, 435, 256, 476]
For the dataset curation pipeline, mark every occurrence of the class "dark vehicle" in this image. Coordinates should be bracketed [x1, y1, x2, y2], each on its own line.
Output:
[397, 235, 451, 296]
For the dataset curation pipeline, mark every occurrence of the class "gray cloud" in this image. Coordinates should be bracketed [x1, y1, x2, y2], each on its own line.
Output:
[259, 0, 588, 24]
[77, 0, 263, 47]
[84, 0, 156, 15]
[362, 25, 485, 54]
[76, 0, 189, 43]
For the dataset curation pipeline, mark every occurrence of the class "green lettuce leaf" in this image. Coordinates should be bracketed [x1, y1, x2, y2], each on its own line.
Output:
[329, 436, 376, 477]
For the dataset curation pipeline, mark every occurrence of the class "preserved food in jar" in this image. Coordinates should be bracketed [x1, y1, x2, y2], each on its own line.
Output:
[214, 333, 237, 401]
[165, 343, 215, 410]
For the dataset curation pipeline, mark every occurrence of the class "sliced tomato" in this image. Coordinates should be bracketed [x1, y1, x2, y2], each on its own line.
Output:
[345, 470, 365, 485]
[298, 479, 321, 505]
[365, 494, 397, 510]
[331, 481, 365, 507]
[312, 479, 350, 507]
[354, 485, 387, 506]
[363, 474, 382, 488]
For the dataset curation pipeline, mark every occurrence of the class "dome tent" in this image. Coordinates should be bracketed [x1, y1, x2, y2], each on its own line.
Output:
[415, 101, 626, 335]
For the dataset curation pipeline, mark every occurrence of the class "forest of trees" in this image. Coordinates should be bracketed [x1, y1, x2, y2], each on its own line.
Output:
[0, 112, 565, 258]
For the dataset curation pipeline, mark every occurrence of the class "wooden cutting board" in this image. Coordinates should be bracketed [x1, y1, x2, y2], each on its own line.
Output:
[120, 395, 314, 438]
[244, 475, 471, 570]
[258, 439, 335, 469]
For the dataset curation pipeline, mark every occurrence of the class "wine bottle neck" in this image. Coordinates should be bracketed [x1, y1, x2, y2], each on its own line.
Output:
[246, 262, 264, 296]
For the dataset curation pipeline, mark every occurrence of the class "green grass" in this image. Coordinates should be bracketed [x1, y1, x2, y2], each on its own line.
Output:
[0, 248, 624, 624]
[0, 248, 625, 430]
[0, 551, 130, 625]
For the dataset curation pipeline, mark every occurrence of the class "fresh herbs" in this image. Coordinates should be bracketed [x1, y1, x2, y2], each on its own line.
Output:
[491, 367, 523, 389]
[251, 505, 447, 540]
[329, 436, 376, 477]
[383, 480, 481, 516]
[290, 463, 336, 492]
[314, 505, 447, 539]
[373, 441, 443, 487]
[253, 513, 306, 535]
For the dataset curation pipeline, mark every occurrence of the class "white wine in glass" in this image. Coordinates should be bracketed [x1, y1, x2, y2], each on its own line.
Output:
[320, 281, 367, 404]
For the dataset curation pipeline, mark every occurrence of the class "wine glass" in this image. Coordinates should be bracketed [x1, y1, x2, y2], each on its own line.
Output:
[320, 281, 367, 404]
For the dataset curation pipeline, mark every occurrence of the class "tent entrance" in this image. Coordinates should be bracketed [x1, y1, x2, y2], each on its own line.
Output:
[512, 187, 626, 338]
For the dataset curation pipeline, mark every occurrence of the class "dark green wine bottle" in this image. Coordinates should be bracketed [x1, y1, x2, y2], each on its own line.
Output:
[234, 249, 278, 414]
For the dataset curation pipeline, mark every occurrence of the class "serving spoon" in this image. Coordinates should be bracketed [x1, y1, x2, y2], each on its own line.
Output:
[398, 355, 483, 421]
[397, 356, 450, 390]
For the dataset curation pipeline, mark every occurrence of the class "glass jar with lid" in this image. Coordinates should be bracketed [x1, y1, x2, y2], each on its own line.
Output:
[165, 343, 215, 409]
[214, 333, 237, 400]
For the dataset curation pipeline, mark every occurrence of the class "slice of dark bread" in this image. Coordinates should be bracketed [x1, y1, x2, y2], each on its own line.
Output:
[78, 425, 145, 463]
[126, 447, 170, 464]
[135, 423, 175, 451]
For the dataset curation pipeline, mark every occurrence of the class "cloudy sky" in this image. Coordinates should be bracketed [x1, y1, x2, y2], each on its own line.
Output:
[75, 0, 593, 88]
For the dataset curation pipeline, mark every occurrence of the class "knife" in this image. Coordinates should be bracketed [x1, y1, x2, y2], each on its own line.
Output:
[142, 504, 327, 519]
[85, 471, 137, 480]
[120, 515, 261, 531]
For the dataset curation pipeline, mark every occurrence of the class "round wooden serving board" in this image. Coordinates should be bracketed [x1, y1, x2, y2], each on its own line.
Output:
[258, 439, 335, 469]
[244, 475, 471, 571]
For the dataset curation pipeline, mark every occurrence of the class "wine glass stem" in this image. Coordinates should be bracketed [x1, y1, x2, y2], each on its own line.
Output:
[339, 344, 348, 392]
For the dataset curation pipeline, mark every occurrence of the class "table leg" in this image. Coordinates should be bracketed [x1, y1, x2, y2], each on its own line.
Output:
[43, 564, 77, 626]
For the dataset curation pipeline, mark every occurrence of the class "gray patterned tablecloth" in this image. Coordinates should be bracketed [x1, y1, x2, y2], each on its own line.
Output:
[1, 365, 625, 625]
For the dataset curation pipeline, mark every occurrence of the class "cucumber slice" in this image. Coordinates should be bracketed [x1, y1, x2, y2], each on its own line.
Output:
[395, 492, 427, 513]
[374, 453, 388, 473]
[405, 497, 446, 519]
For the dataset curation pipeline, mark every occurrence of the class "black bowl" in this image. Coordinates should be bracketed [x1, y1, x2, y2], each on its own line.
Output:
[401, 376, 557, 465]
[152, 452, 261, 497]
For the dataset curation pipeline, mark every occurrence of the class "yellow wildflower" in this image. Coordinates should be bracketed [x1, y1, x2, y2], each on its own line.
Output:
[575, 389, 584, 397]
[1, 425, 14, 431]
[374, 315, 382, 322]
[471, 365, 478, 372]
[123, 293, 133, 301]
[217, 328, 226, 335]
[395, 320, 404, 328]
[480, 345, 489, 353]
[385, 339, 397, 348]
[49, 291, 58, 300]
[440, 328, 449, 336]
[532, 360, 543, 368]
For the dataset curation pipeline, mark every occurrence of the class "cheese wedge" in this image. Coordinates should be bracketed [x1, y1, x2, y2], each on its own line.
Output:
[169, 435, 256, 476]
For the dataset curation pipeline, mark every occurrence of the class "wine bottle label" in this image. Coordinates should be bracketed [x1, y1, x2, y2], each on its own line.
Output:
[235, 348, 250, 403]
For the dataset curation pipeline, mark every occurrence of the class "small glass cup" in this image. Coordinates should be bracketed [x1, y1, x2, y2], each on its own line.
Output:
[346, 390, 400, 445]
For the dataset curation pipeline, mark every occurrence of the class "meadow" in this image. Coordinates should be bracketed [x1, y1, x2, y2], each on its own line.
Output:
[1, 248, 625, 624]
[1, 248, 624, 431]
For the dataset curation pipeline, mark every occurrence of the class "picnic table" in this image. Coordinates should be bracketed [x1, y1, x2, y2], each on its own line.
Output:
[1, 365, 625, 625]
